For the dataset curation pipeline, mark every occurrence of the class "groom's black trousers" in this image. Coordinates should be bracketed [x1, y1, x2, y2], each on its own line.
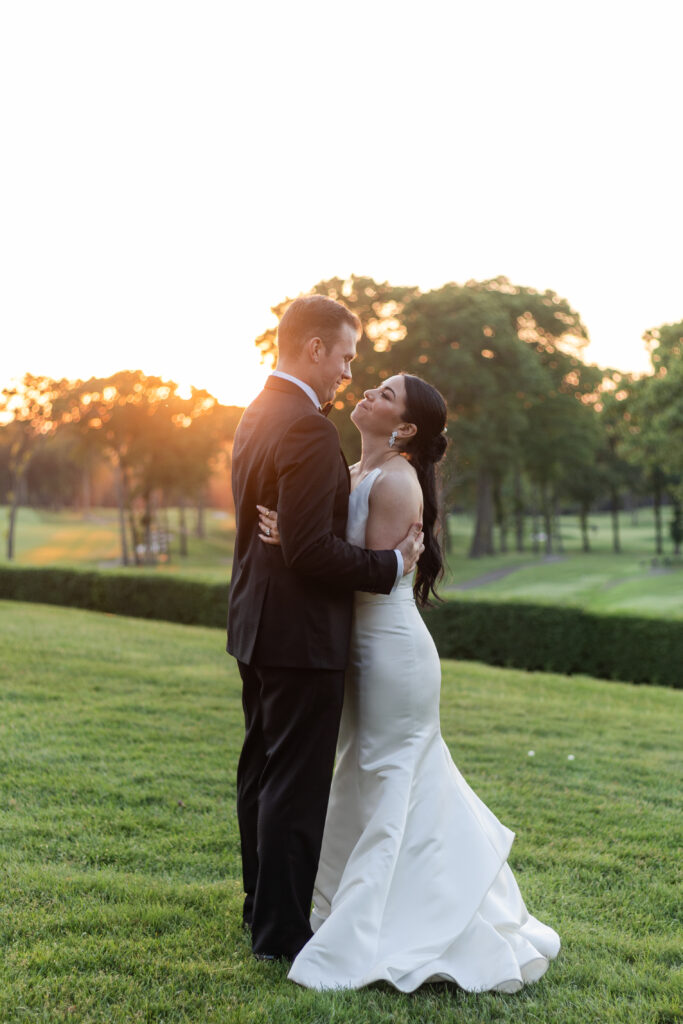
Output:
[236, 661, 345, 958]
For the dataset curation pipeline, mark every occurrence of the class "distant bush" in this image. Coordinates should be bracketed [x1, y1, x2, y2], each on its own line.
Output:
[0, 565, 228, 629]
[423, 600, 682, 689]
[1, 566, 680, 688]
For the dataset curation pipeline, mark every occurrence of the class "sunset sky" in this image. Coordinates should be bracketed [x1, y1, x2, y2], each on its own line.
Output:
[1, 0, 681, 406]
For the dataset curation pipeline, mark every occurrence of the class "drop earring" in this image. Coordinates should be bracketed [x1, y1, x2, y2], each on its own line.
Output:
[389, 430, 398, 448]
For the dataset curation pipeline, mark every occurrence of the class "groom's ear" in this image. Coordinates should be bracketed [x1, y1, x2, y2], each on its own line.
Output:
[305, 336, 324, 363]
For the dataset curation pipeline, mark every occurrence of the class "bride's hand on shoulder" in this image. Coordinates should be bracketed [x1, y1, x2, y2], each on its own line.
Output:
[256, 505, 281, 546]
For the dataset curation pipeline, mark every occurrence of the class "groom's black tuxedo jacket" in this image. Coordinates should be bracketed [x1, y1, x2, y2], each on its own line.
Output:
[227, 375, 397, 669]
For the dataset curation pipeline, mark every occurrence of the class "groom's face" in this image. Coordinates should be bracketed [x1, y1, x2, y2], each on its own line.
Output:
[314, 324, 358, 405]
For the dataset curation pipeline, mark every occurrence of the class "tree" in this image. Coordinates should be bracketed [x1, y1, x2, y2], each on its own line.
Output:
[596, 382, 631, 555]
[392, 282, 531, 555]
[393, 279, 595, 557]
[641, 320, 683, 551]
[151, 390, 228, 557]
[619, 375, 669, 555]
[52, 372, 180, 565]
[25, 429, 83, 509]
[255, 275, 419, 461]
[0, 375, 67, 559]
[253, 275, 598, 559]
[1, 370, 242, 566]
[56, 373, 232, 565]
[559, 404, 606, 552]
[644, 321, 683, 499]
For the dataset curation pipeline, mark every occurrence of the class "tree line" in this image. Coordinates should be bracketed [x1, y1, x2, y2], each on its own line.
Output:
[257, 276, 682, 558]
[0, 371, 241, 565]
[2, 275, 682, 564]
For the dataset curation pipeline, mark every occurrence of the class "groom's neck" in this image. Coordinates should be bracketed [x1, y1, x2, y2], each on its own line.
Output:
[275, 359, 316, 391]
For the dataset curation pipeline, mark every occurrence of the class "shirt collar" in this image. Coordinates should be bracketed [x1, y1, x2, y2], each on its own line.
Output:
[271, 370, 321, 410]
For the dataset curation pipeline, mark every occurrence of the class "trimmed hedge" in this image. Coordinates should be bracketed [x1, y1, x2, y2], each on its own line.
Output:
[422, 600, 682, 689]
[0, 565, 228, 629]
[1, 565, 681, 688]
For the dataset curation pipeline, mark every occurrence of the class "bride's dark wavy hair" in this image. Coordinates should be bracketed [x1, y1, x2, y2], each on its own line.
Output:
[399, 374, 448, 607]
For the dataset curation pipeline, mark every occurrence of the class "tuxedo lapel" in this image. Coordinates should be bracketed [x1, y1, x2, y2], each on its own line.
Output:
[340, 447, 350, 486]
[265, 375, 350, 485]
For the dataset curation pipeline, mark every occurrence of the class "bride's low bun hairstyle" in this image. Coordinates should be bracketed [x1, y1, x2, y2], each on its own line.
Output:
[422, 432, 448, 464]
[400, 374, 448, 607]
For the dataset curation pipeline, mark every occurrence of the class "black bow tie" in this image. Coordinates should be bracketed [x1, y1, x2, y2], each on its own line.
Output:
[319, 402, 333, 417]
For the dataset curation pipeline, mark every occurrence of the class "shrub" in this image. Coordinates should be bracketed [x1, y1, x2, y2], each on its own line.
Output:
[0, 566, 228, 629]
[422, 600, 682, 688]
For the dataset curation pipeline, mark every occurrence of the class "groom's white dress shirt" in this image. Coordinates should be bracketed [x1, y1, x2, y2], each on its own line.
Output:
[271, 370, 404, 589]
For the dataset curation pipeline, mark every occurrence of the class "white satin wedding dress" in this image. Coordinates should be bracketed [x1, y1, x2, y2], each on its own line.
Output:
[288, 468, 560, 992]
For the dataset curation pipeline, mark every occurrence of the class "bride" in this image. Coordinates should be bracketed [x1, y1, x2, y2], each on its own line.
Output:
[257, 372, 560, 993]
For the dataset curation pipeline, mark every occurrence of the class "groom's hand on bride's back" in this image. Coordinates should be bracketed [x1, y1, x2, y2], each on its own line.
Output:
[398, 523, 424, 575]
[258, 503, 423, 574]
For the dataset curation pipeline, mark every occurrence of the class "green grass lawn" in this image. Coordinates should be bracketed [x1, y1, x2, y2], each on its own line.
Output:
[445, 507, 683, 620]
[0, 506, 235, 583]
[446, 551, 683, 619]
[1, 601, 681, 1023]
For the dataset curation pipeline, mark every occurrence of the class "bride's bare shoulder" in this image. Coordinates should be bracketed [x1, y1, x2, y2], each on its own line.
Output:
[377, 456, 419, 486]
[373, 458, 422, 508]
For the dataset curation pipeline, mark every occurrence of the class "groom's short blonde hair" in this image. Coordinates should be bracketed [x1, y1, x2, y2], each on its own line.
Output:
[277, 294, 361, 358]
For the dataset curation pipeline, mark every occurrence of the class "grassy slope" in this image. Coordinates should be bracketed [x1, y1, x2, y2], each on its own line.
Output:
[1, 601, 681, 1024]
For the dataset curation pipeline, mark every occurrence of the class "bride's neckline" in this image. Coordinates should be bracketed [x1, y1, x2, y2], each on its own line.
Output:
[350, 466, 381, 495]
[350, 450, 404, 493]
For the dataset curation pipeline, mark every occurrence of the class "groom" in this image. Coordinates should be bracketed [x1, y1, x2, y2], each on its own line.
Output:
[227, 294, 423, 960]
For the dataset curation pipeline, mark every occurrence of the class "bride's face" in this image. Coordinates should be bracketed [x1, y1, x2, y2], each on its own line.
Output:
[352, 374, 410, 436]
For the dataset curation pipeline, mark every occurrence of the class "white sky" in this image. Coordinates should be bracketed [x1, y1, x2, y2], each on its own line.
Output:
[1, 0, 681, 405]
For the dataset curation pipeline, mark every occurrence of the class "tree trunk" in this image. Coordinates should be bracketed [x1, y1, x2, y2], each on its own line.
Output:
[114, 464, 130, 566]
[653, 471, 663, 556]
[670, 498, 682, 556]
[124, 473, 142, 566]
[160, 502, 172, 562]
[195, 493, 206, 540]
[142, 493, 156, 565]
[580, 502, 591, 553]
[81, 457, 92, 519]
[179, 498, 189, 557]
[6, 437, 31, 561]
[540, 481, 553, 555]
[493, 477, 508, 554]
[610, 486, 621, 554]
[553, 488, 564, 554]
[513, 466, 524, 552]
[6, 482, 21, 560]
[531, 488, 540, 555]
[128, 509, 142, 565]
[468, 468, 495, 558]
